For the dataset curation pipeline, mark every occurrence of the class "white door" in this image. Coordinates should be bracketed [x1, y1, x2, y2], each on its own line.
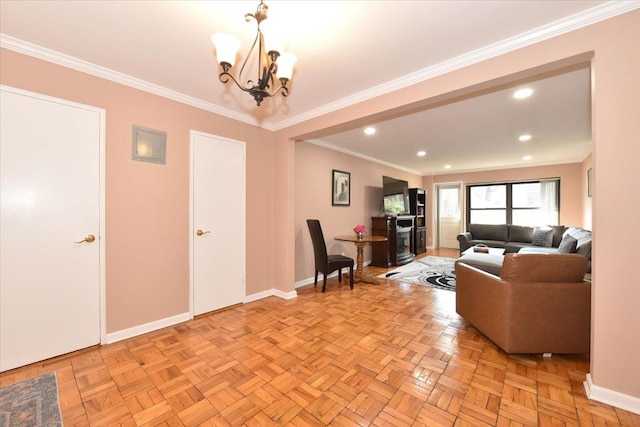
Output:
[437, 183, 463, 249]
[190, 131, 245, 316]
[1, 86, 104, 372]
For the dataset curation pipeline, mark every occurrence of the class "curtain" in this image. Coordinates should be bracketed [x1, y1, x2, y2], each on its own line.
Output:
[540, 178, 559, 225]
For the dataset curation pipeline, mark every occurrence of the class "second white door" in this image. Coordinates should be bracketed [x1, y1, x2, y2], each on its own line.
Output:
[191, 131, 245, 316]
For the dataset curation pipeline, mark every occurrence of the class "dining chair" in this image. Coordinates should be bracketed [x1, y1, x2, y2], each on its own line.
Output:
[306, 219, 354, 292]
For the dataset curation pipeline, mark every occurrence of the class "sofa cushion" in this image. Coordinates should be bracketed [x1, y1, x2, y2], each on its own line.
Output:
[469, 239, 506, 249]
[455, 253, 504, 276]
[532, 226, 553, 247]
[519, 247, 558, 254]
[563, 227, 592, 272]
[470, 223, 508, 241]
[557, 235, 578, 253]
[564, 228, 592, 256]
[505, 242, 536, 253]
[549, 225, 567, 247]
[508, 225, 533, 243]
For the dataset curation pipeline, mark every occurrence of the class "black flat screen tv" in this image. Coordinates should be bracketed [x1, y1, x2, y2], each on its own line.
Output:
[383, 176, 409, 216]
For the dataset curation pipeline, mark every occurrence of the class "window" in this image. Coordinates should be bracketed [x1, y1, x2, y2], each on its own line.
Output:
[467, 179, 559, 227]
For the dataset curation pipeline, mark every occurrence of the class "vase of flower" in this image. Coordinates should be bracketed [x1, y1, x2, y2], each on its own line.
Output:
[353, 224, 366, 240]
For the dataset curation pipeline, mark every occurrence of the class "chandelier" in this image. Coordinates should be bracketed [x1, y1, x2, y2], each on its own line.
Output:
[211, 1, 297, 106]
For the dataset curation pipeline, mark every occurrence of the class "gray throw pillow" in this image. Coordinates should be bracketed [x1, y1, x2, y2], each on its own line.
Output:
[557, 235, 578, 253]
[532, 226, 553, 247]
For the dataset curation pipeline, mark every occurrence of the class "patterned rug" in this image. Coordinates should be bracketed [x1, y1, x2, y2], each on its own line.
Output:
[0, 372, 63, 427]
[379, 255, 457, 291]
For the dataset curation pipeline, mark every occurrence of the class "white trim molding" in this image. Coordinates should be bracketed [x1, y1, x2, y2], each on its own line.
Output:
[273, 1, 640, 131]
[0, 34, 274, 131]
[295, 260, 372, 289]
[2, 2, 637, 132]
[108, 288, 298, 344]
[245, 289, 298, 303]
[584, 373, 640, 415]
[105, 312, 192, 344]
[273, 290, 298, 300]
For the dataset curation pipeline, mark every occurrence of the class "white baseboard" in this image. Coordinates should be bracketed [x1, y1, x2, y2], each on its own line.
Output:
[273, 289, 297, 300]
[244, 289, 274, 303]
[584, 373, 640, 415]
[105, 312, 192, 344]
[107, 287, 300, 344]
[295, 261, 371, 289]
[245, 288, 298, 303]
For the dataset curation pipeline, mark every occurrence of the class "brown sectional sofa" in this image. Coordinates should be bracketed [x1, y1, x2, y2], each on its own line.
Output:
[455, 253, 591, 354]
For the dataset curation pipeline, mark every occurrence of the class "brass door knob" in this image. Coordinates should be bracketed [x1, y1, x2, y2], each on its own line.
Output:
[196, 229, 211, 236]
[75, 234, 96, 243]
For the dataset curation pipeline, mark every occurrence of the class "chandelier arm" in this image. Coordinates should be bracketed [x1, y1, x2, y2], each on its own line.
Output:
[236, 20, 262, 91]
[219, 71, 256, 95]
[271, 85, 289, 98]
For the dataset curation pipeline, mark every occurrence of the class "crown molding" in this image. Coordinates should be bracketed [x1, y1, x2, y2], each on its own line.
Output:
[307, 139, 423, 176]
[273, 1, 640, 131]
[2, 2, 637, 132]
[0, 34, 277, 131]
[309, 138, 591, 177]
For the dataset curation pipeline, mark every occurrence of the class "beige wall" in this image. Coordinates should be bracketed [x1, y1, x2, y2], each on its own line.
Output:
[0, 48, 277, 333]
[294, 141, 421, 282]
[427, 162, 585, 243]
[294, 142, 587, 283]
[276, 10, 640, 400]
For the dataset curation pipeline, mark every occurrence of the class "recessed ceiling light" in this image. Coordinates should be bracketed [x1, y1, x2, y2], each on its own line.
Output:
[444, 164, 452, 169]
[523, 155, 533, 161]
[364, 127, 376, 135]
[513, 88, 533, 99]
[519, 134, 532, 142]
[417, 151, 426, 157]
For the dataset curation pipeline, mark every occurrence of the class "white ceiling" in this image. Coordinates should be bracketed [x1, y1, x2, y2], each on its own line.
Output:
[1, 1, 637, 175]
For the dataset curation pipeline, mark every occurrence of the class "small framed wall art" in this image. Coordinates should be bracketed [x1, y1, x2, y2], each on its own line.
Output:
[332, 169, 350, 206]
[587, 168, 592, 197]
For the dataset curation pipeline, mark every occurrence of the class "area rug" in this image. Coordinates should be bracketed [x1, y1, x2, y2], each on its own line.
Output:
[0, 372, 63, 427]
[379, 256, 456, 291]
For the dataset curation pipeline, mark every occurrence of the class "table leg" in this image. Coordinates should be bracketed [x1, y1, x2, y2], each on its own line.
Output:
[352, 241, 380, 285]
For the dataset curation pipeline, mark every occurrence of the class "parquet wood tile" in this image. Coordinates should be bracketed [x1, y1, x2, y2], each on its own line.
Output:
[2, 249, 639, 426]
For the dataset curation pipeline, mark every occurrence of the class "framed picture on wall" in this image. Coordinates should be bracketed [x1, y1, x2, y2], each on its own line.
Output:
[587, 168, 592, 197]
[332, 169, 350, 206]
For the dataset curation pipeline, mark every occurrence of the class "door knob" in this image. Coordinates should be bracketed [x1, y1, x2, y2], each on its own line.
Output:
[75, 234, 96, 243]
[196, 229, 210, 236]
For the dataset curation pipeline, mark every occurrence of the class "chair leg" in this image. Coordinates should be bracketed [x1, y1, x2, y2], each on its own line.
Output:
[338, 268, 342, 283]
[349, 265, 354, 289]
[322, 274, 327, 292]
[314, 271, 318, 287]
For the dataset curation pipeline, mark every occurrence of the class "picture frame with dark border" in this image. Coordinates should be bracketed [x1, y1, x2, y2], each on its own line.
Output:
[332, 169, 350, 206]
[587, 168, 592, 197]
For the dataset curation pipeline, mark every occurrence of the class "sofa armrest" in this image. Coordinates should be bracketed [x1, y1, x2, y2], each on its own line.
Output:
[457, 232, 473, 254]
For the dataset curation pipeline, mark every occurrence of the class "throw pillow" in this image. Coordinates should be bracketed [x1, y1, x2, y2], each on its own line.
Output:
[557, 234, 578, 253]
[532, 226, 553, 247]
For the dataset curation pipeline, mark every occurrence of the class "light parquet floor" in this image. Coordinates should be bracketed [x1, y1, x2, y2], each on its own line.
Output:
[2, 249, 638, 426]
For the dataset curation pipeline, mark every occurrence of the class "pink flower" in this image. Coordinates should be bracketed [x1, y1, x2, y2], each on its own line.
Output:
[353, 224, 367, 234]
